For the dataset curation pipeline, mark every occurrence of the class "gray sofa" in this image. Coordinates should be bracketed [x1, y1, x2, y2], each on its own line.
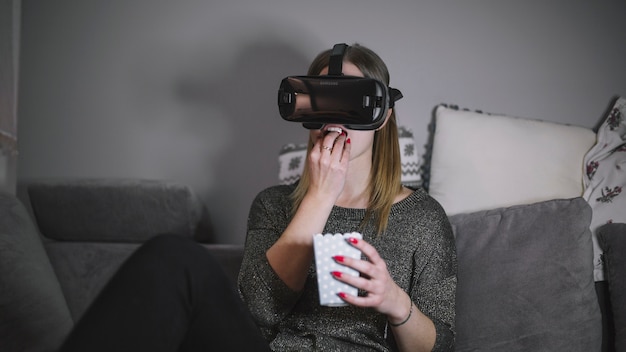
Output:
[0, 179, 244, 352]
[1, 178, 624, 352]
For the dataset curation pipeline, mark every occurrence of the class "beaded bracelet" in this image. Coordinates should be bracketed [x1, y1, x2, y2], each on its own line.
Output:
[388, 301, 413, 327]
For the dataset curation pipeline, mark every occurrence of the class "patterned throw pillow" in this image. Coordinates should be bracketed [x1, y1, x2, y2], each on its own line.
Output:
[278, 126, 422, 188]
[278, 143, 308, 186]
[583, 96, 626, 282]
[398, 126, 422, 188]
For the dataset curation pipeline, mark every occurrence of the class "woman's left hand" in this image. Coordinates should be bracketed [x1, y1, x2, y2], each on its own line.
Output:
[333, 237, 409, 320]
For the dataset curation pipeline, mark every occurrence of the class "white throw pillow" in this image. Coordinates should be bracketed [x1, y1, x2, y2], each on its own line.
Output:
[429, 105, 596, 216]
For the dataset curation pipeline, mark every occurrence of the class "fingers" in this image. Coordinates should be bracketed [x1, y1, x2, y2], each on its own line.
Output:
[340, 135, 351, 164]
[333, 269, 384, 307]
[307, 130, 351, 201]
[331, 237, 393, 307]
[308, 130, 350, 187]
[344, 236, 384, 269]
[316, 130, 349, 160]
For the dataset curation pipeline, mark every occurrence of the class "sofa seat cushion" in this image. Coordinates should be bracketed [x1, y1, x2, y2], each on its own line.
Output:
[450, 197, 601, 352]
[44, 241, 140, 321]
[28, 178, 213, 243]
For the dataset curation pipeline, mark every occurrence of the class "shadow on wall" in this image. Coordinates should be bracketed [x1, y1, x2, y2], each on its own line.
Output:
[175, 40, 310, 243]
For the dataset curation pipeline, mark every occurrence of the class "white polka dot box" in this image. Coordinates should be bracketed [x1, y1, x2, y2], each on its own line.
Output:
[312, 232, 363, 306]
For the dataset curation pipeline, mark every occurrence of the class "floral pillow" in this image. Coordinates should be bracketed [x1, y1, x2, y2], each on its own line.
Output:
[583, 96, 626, 281]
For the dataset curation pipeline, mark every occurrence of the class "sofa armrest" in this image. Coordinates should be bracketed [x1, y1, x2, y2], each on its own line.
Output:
[0, 192, 73, 352]
[598, 223, 626, 352]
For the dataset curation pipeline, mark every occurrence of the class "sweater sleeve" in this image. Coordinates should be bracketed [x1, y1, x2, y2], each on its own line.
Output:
[411, 204, 457, 352]
[238, 186, 303, 337]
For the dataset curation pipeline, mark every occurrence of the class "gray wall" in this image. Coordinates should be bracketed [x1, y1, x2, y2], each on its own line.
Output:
[17, 0, 626, 244]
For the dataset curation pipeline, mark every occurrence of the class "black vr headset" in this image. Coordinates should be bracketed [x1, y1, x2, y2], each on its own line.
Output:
[277, 43, 403, 130]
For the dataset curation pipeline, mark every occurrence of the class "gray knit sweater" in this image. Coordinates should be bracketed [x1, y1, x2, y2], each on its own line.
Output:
[238, 184, 456, 351]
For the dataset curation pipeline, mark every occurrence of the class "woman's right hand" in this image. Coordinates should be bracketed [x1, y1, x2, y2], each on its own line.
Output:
[306, 129, 351, 203]
[265, 128, 350, 291]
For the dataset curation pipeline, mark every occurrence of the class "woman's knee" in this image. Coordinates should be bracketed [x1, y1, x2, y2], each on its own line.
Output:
[127, 234, 217, 275]
[142, 234, 198, 255]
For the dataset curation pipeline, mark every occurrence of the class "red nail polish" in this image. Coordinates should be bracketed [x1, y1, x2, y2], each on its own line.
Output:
[338, 292, 347, 298]
[347, 237, 358, 244]
[333, 255, 344, 263]
[331, 271, 342, 278]
[346, 138, 351, 144]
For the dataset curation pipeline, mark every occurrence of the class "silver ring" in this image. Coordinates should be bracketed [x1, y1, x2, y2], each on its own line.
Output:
[322, 146, 333, 152]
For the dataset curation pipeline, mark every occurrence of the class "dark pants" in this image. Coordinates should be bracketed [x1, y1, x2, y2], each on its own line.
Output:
[59, 235, 270, 352]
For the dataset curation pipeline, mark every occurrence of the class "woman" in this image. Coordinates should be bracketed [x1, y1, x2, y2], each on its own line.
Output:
[239, 43, 456, 351]
[58, 43, 455, 352]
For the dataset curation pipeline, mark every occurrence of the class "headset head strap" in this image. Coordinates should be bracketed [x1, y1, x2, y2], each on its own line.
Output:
[328, 43, 348, 76]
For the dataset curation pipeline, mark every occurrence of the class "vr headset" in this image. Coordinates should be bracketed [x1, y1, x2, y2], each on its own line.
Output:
[277, 43, 403, 130]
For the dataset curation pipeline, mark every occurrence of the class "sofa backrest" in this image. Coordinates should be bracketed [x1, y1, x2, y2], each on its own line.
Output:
[27, 178, 214, 243]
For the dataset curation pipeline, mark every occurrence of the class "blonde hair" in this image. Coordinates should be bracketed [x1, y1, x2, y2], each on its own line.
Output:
[291, 44, 403, 235]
